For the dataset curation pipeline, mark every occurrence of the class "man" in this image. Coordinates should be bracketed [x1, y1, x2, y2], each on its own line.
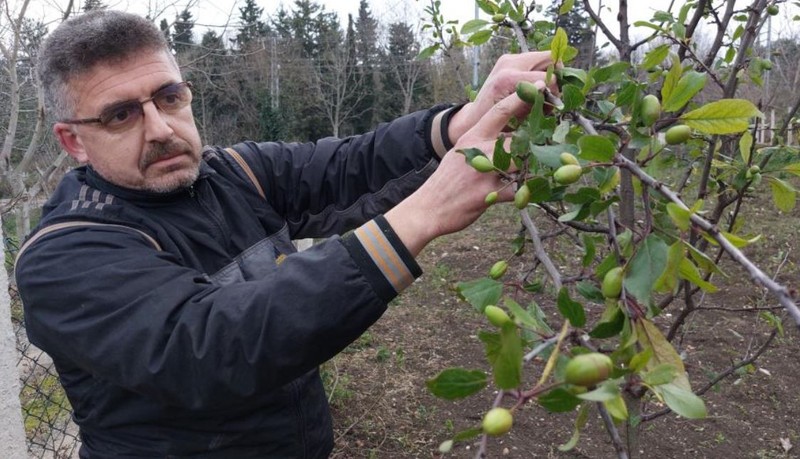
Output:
[16, 9, 554, 458]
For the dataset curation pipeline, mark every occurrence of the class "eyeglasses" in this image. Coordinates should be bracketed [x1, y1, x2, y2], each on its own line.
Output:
[59, 81, 193, 131]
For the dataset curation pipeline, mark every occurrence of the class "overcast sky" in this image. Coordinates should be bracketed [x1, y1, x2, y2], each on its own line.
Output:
[19, 0, 800, 48]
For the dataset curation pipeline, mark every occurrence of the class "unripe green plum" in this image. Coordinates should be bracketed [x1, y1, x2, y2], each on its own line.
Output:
[601, 267, 624, 299]
[665, 125, 692, 145]
[554, 164, 583, 185]
[560, 152, 580, 166]
[484, 305, 512, 327]
[641, 94, 661, 127]
[485, 191, 499, 205]
[746, 165, 761, 179]
[514, 184, 531, 209]
[516, 81, 540, 104]
[482, 407, 513, 436]
[564, 353, 614, 387]
[533, 31, 545, 42]
[470, 155, 495, 173]
[488, 260, 508, 279]
[767, 5, 779, 16]
[492, 13, 506, 22]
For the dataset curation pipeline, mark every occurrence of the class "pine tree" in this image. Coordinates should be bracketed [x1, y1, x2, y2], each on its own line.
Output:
[172, 8, 195, 53]
[235, 0, 269, 50]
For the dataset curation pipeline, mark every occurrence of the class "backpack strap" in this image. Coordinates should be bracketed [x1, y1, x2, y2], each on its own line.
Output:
[15, 221, 162, 265]
[224, 147, 266, 200]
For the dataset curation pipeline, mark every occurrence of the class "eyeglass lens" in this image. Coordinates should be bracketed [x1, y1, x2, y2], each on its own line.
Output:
[99, 82, 192, 130]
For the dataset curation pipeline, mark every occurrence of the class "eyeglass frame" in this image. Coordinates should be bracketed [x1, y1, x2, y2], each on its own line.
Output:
[58, 81, 194, 129]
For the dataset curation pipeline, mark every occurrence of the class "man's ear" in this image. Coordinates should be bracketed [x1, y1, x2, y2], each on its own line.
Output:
[53, 123, 89, 163]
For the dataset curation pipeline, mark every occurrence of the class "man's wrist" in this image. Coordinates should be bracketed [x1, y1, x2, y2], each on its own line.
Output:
[430, 103, 467, 158]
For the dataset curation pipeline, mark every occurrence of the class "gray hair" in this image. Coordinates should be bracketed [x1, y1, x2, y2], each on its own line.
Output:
[38, 10, 174, 121]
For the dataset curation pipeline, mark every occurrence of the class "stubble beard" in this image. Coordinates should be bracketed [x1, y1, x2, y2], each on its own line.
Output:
[139, 138, 201, 193]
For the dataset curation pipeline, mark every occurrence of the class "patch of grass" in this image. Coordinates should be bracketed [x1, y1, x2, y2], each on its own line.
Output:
[321, 360, 353, 407]
[20, 373, 72, 438]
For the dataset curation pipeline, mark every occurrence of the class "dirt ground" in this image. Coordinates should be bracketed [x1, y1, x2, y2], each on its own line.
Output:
[327, 196, 800, 459]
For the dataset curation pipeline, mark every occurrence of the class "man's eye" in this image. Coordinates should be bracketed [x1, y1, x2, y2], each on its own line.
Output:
[102, 105, 138, 126]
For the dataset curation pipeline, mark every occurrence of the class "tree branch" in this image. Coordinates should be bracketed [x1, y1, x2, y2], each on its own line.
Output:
[543, 90, 800, 328]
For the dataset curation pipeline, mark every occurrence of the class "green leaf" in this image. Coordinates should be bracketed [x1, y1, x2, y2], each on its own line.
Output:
[559, 0, 576, 15]
[663, 71, 707, 112]
[479, 324, 523, 389]
[759, 311, 784, 337]
[532, 144, 579, 168]
[782, 162, 800, 177]
[681, 99, 763, 134]
[655, 383, 707, 419]
[661, 54, 682, 107]
[635, 318, 690, 390]
[461, 19, 489, 34]
[539, 387, 582, 412]
[453, 427, 483, 441]
[642, 363, 678, 386]
[493, 136, 511, 172]
[456, 278, 503, 312]
[593, 62, 629, 83]
[505, 299, 552, 335]
[577, 380, 620, 401]
[553, 120, 571, 144]
[551, 27, 569, 63]
[562, 84, 585, 111]
[565, 187, 601, 205]
[426, 368, 487, 399]
[526, 177, 553, 203]
[558, 403, 590, 451]
[666, 202, 691, 231]
[654, 241, 684, 293]
[557, 287, 586, 327]
[476, 0, 498, 14]
[589, 308, 625, 339]
[629, 348, 653, 372]
[468, 29, 494, 45]
[581, 234, 597, 267]
[739, 131, 753, 164]
[682, 241, 725, 276]
[720, 231, 761, 248]
[625, 235, 669, 304]
[417, 44, 439, 60]
[577, 281, 605, 303]
[678, 258, 718, 293]
[603, 394, 628, 421]
[578, 135, 616, 162]
[641, 44, 670, 70]
[458, 147, 486, 163]
[767, 176, 797, 212]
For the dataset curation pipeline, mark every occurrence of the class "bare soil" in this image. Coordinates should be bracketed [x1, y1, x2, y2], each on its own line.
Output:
[328, 195, 800, 459]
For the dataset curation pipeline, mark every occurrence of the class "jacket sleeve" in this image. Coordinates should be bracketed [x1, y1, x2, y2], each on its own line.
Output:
[16, 215, 420, 411]
[230, 106, 452, 239]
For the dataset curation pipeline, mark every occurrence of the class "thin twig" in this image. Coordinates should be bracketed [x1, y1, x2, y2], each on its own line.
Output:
[520, 209, 562, 290]
[524, 335, 559, 363]
[598, 403, 630, 459]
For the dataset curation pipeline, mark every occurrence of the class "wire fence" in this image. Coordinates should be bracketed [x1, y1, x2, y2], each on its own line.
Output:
[7, 236, 81, 459]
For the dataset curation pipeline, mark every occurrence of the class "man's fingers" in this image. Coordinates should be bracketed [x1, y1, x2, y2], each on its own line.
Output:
[470, 89, 539, 139]
[495, 51, 555, 72]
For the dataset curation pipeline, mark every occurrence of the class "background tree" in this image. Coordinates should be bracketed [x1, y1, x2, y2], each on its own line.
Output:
[381, 21, 430, 119]
[172, 8, 195, 54]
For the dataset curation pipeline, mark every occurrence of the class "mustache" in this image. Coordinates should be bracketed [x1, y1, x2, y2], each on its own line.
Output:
[141, 139, 193, 169]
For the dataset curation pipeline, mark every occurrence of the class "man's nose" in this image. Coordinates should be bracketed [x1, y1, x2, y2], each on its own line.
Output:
[141, 100, 174, 142]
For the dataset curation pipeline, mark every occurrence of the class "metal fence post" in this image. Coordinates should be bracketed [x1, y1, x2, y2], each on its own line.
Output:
[0, 214, 30, 457]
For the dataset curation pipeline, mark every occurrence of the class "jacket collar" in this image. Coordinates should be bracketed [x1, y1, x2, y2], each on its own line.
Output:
[84, 162, 213, 203]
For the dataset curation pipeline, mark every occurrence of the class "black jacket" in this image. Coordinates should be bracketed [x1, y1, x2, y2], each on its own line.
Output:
[16, 107, 448, 457]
